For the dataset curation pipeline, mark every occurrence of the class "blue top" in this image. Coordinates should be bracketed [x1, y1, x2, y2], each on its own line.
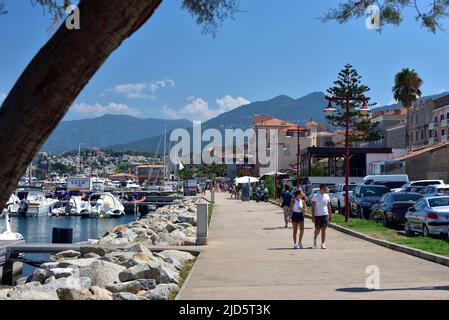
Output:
[280, 191, 293, 207]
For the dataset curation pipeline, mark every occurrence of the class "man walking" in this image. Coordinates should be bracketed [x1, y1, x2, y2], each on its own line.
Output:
[311, 184, 332, 249]
[280, 185, 293, 227]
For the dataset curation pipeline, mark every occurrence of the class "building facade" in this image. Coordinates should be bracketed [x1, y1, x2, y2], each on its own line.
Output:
[408, 99, 435, 149]
[430, 102, 449, 144]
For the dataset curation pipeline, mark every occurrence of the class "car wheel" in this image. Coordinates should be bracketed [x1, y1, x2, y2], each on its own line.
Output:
[404, 221, 412, 235]
[423, 224, 430, 237]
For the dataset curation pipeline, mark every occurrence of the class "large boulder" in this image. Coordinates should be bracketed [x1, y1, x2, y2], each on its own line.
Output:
[159, 250, 195, 266]
[57, 286, 113, 300]
[50, 250, 81, 262]
[154, 233, 179, 246]
[29, 268, 49, 284]
[144, 284, 180, 300]
[78, 260, 126, 287]
[57, 258, 97, 268]
[80, 245, 116, 257]
[106, 279, 156, 294]
[113, 292, 147, 300]
[49, 268, 76, 279]
[177, 215, 197, 226]
[118, 261, 161, 282]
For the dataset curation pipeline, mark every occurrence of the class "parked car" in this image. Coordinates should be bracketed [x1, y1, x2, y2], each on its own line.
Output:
[330, 183, 357, 214]
[306, 188, 320, 206]
[360, 175, 408, 192]
[350, 185, 391, 219]
[407, 180, 445, 187]
[421, 184, 449, 197]
[400, 185, 426, 194]
[405, 196, 449, 237]
[370, 192, 423, 227]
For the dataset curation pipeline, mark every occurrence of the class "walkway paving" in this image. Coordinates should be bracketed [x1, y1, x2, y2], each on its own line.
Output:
[179, 193, 449, 300]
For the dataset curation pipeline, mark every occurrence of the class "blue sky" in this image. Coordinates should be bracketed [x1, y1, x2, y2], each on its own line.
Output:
[1, 0, 449, 122]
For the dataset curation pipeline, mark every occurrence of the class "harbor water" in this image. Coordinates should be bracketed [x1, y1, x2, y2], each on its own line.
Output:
[8, 215, 137, 276]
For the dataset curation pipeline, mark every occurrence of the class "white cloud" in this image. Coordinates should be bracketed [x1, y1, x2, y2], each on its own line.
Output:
[162, 95, 251, 121]
[72, 102, 141, 118]
[216, 95, 250, 112]
[109, 79, 175, 99]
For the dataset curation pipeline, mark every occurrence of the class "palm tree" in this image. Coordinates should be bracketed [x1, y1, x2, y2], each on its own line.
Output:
[392, 68, 423, 148]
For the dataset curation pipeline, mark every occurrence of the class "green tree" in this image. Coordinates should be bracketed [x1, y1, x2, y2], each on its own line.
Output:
[322, 1, 449, 33]
[393, 68, 423, 147]
[310, 164, 328, 177]
[326, 64, 382, 144]
[0, 0, 240, 211]
[393, 68, 423, 110]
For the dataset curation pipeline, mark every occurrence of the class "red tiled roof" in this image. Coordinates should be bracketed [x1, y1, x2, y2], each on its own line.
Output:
[394, 141, 449, 161]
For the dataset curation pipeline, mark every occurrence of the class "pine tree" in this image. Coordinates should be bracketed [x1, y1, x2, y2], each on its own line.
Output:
[326, 64, 382, 144]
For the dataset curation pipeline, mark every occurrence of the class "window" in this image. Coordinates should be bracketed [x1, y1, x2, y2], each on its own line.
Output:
[441, 114, 445, 121]
[435, 130, 438, 138]
[435, 116, 438, 123]
[443, 129, 446, 136]
[429, 130, 433, 138]
[447, 112, 449, 120]
[416, 131, 418, 140]
[421, 130, 424, 140]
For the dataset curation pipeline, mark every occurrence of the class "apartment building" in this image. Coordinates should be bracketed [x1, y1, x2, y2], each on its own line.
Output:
[430, 101, 449, 144]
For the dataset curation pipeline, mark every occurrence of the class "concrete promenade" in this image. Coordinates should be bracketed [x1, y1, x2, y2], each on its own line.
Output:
[179, 193, 449, 299]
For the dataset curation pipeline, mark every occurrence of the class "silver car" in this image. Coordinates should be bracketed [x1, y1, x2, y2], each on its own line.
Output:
[404, 196, 449, 237]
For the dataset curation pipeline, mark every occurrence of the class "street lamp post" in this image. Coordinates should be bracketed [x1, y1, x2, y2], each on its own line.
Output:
[296, 124, 300, 188]
[324, 97, 370, 223]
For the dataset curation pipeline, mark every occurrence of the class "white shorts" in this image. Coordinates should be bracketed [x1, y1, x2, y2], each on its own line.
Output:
[283, 206, 289, 218]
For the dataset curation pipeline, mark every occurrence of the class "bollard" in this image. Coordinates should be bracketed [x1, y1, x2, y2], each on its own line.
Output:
[211, 189, 215, 203]
[196, 203, 208, 245]
[52, 227, 73, 244]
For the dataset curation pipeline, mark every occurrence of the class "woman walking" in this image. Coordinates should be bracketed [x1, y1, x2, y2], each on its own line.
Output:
[288, 189, 307, 249]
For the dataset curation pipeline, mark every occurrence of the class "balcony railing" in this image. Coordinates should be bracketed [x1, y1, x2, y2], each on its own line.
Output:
[429, 137, 435, 144]
[442, 119, 448, 127]
[429, 122, 437, 130]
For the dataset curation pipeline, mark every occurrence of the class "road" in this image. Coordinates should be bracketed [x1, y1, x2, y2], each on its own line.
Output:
[179, 192, 449, 299]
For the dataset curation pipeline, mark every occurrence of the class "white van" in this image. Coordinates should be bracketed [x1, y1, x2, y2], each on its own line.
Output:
[361, 174, 409, 191]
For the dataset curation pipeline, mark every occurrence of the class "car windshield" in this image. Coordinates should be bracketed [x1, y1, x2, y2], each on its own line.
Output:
[342, 185, 356, 192]
[428, 197, 449, 207]
[360, 186, 390, 197]
[373, 181, 406, 189]
[437, 188, 449, 193]
[413, 181, 441, 186]
[392, 194, 422, 201]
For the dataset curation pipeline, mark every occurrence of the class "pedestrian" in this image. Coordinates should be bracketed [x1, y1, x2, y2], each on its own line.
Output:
[311, 184, 332, 249]
[288, 189, 307, 249]
[280, 185, 293, 228]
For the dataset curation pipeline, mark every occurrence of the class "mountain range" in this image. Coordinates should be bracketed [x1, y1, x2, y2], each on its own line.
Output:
[41, 115, 192, 154]
[41, 91, 449, 154]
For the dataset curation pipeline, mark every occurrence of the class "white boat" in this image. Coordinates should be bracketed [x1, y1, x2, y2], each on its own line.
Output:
[2, 193, 20, 215]
[10, 188, 59, 217]
[51, 195, 90, 217]
[80, 192, 125, 219]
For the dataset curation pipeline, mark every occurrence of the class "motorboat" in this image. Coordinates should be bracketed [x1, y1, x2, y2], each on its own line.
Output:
[10, 188, 59, 217]
[80, 192, 125, 219]
[51, 196, 90, 217]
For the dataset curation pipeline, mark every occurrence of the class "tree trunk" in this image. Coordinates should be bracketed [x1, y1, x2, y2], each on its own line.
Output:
[0, 0, 163, 210]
